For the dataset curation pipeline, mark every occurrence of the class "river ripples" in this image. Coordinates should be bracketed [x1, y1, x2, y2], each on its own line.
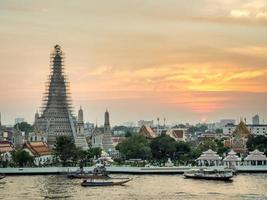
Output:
[0, 174, 266, 200]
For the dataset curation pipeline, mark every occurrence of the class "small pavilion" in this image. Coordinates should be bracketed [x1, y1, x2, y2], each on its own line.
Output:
[196, 149, 222, 166]
[223, 150, 241, 168]
[244, 149, 267, 166]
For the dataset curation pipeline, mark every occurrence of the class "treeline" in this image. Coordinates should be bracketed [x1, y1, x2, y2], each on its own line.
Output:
[116, 133, 267, 166]
[53, 136, 102, 167]
[116, 134, 230, 166]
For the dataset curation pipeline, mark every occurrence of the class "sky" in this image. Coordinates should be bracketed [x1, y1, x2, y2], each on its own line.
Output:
[0, 0, 267, 126]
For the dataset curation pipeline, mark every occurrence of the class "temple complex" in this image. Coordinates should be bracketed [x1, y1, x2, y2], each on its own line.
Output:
[224, 120, 251, 154]
[35, 45, 87, 149]
[91, 110, 115, 153]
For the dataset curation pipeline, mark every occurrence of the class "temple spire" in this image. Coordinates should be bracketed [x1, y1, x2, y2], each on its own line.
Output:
[35, 45, 88, 150]
[104, 109, 110, 132]
[102, 109, 114, 152]
[78, 106, 83, 123]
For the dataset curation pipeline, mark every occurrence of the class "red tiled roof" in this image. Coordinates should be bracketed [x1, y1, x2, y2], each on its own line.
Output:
[24, 142, 51, 156]
[139, 125, 157, 138]
[171, 130, 184, 139]
[0, 141, 14, 153]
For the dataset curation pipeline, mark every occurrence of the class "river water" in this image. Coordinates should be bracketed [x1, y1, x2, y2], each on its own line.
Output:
[0, 174, 266, 200]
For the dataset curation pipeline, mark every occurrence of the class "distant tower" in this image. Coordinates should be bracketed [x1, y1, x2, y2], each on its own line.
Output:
[102, 109, 114, 152]
[104, 109, 111, 132]
[35, 45, 87, 149]
[34, 110, 39, 125]
[77, 107, 84, 135]
[0, 112, 1, 128]
[75, 107, 88, 149]
[252, 114, 260, 125]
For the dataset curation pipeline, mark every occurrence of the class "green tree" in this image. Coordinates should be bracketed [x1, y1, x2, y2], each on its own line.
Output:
[191, 140, 217, 159]
[215, 128, 223, 134]
[53, 135, 79, 166]
[191, 139, 229, 160]
[73, 147, 102, 167]
[125, 131, 132, 137]
[214, 139, 230, 156]
[116, 135, 151, 160]
[247, 135, 267, 155]
[11, 149, 34, 167]
[90, 147, 102, 159]
[187, 125, 208, 135]
[175, 141, 191, 163]
[14, 122, 34, 134]
[150, 135, 177, 164]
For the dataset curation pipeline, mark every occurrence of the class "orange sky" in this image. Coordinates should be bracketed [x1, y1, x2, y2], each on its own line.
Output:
[0, 0, 267, 125]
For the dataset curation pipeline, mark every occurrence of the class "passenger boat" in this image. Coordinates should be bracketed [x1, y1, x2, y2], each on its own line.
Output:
[184, 169, 234, 181]
[67, 163, 110, 179]
[81, 178, 132, 187]
[67, 173, 110, 179]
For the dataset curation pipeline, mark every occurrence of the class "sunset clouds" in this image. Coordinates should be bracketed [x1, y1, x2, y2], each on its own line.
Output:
[0, 0, 266, 124]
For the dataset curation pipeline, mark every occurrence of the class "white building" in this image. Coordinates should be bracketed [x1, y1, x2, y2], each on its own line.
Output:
[28, 131, 47, 143]
[252, 115, 260, 125]
[23, 142, 53, 166]
[223, 123, 267, 136]
[14, 118, 25, 124]
[196, 149, 222, 166]
[244, 149, 267, 166]
[217, 119, 236, 129]
[223, 150, 241, 168]
[137, 120, 154, 127]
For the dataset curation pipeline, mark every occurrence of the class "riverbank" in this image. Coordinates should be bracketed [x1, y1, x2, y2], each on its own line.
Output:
[1, 165, 267, 175]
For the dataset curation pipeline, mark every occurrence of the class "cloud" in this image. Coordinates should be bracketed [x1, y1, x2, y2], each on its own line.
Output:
[256, 12, 267, 19]
[230, 10, 250, 18]
[225, 46, 267, 57]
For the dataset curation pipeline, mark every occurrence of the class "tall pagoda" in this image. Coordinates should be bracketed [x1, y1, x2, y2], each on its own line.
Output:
[102, 109, 114, 152]
[35, 45, 88, 149]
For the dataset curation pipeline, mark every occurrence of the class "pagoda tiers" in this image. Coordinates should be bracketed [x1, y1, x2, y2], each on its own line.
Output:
[35, 45, 88, 149]
[196, 149, 222, 166]
[223, 150, 241, 168]
[224, 120, 251, 154]
[232, 120, 251, 138]
[244, 149, 267, 166]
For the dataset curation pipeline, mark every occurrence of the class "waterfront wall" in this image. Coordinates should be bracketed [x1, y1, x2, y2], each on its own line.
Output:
[1, 165, 267, 175]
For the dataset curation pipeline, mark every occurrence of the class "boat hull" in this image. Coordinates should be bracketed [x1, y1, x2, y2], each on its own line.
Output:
[67, 174, 110, 179]
[81, 179, 132, 187]
[184, 174, 233, 181]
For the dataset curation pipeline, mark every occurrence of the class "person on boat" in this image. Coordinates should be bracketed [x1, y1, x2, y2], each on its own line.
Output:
[79, 162, 84, 174]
